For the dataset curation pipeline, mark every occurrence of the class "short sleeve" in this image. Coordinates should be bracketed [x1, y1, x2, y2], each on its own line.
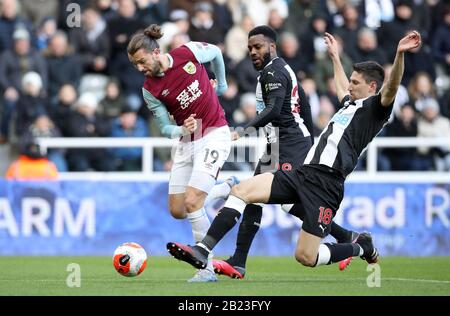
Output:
[369, 93, 394, 120]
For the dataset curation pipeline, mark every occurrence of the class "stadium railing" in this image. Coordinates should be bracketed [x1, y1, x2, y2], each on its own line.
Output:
[37, 137, 450, 182]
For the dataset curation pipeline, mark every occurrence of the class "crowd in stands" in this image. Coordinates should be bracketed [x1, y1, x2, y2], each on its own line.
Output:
[0, 0, 449, 175]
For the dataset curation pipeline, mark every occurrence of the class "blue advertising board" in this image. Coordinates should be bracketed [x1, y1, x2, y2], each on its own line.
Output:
[0, 180, 448, 256]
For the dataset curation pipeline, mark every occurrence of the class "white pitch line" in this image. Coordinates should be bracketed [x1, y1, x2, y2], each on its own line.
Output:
[1, 277, 449, 284]
[382, 277, 450, 284]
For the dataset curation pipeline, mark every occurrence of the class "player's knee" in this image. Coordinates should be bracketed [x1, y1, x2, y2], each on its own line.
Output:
[294, 250, 316, 267]
[184, 192, 203, 212]
[168, 201, 186, 219]
[230, 184, 250, 204]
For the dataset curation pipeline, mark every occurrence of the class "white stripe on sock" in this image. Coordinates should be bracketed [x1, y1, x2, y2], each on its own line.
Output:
[315, 244, 331, 267]
[224, 195, 247, 214]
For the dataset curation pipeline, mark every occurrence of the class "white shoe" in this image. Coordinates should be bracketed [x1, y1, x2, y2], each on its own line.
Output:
[187, 269, 218, 283]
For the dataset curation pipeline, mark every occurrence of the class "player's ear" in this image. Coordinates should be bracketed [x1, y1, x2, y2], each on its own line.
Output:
[369, 80, 377, 93]
[269, 42, 277, 54]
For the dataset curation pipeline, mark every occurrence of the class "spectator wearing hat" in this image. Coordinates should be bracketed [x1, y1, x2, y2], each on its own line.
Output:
[109, 105, 148, 171]
[0, 28, 47, 142]
[65, 92, 113, 171]
[417, 97, 450, 171]
[188, 1, 223, 45]
[14, 71, 49, 137]
[0, 0, 33, 53]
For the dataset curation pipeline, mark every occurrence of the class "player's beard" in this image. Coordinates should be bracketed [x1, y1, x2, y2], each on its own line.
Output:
[254, 52, 272, 71]
[151, 62, 163, 76]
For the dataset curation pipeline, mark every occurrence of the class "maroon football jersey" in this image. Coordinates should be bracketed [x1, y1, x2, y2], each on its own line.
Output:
[143, 45, 228, 139]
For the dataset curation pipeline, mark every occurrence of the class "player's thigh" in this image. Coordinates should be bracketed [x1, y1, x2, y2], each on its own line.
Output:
[192, 126, 231, 180]
[295, 229, 322, 266]
[168, 142, 193, 195]
[297, 167, 343, 239]
[231, 172, 274, 204]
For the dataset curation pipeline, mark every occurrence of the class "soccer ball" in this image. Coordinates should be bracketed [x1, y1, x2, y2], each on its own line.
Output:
[113, 242, 147, 277]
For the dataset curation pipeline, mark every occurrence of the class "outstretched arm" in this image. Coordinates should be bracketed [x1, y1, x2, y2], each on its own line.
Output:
[324, 32, 349, 103]
[381, 30, 421, 107]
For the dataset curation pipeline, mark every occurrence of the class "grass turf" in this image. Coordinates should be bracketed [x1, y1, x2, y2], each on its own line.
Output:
[0, 256, 449, 296]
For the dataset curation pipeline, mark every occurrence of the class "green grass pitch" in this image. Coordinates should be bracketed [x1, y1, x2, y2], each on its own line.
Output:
[0, 256, 449, 296]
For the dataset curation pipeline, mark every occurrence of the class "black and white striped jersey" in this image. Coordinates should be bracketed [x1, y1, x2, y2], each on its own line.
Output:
[304, 93, 393, 178]
[255, 57, 310, 143]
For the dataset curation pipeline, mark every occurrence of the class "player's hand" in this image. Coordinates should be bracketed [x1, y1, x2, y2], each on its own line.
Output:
[324, 32, 339, 60]
[397, 31, 421, 53]
[231, 131, 240, 141]
[210, 79, 217, 89]
[183, 114, 197, 134]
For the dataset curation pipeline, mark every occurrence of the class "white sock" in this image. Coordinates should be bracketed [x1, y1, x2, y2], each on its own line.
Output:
[187, 208, 210, 244]
[204, 181, 233, 205]
[187, 208, 214, 272]
[314, 244, 331, 267]
[223, 195, 247, 214]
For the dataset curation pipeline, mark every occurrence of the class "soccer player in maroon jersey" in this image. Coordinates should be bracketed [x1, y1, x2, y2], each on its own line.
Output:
[127, 24, 234, 282]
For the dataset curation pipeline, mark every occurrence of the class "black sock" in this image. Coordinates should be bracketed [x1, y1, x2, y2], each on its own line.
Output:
[230, 204, 263, 267]
[202, 207, 241, 251]
[324, 243, 358, 264]
[330, 222, 352, 243]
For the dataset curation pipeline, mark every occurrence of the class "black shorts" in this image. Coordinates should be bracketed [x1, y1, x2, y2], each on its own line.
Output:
[268, 165, 345, 238]
[254, 136, 311, 176]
